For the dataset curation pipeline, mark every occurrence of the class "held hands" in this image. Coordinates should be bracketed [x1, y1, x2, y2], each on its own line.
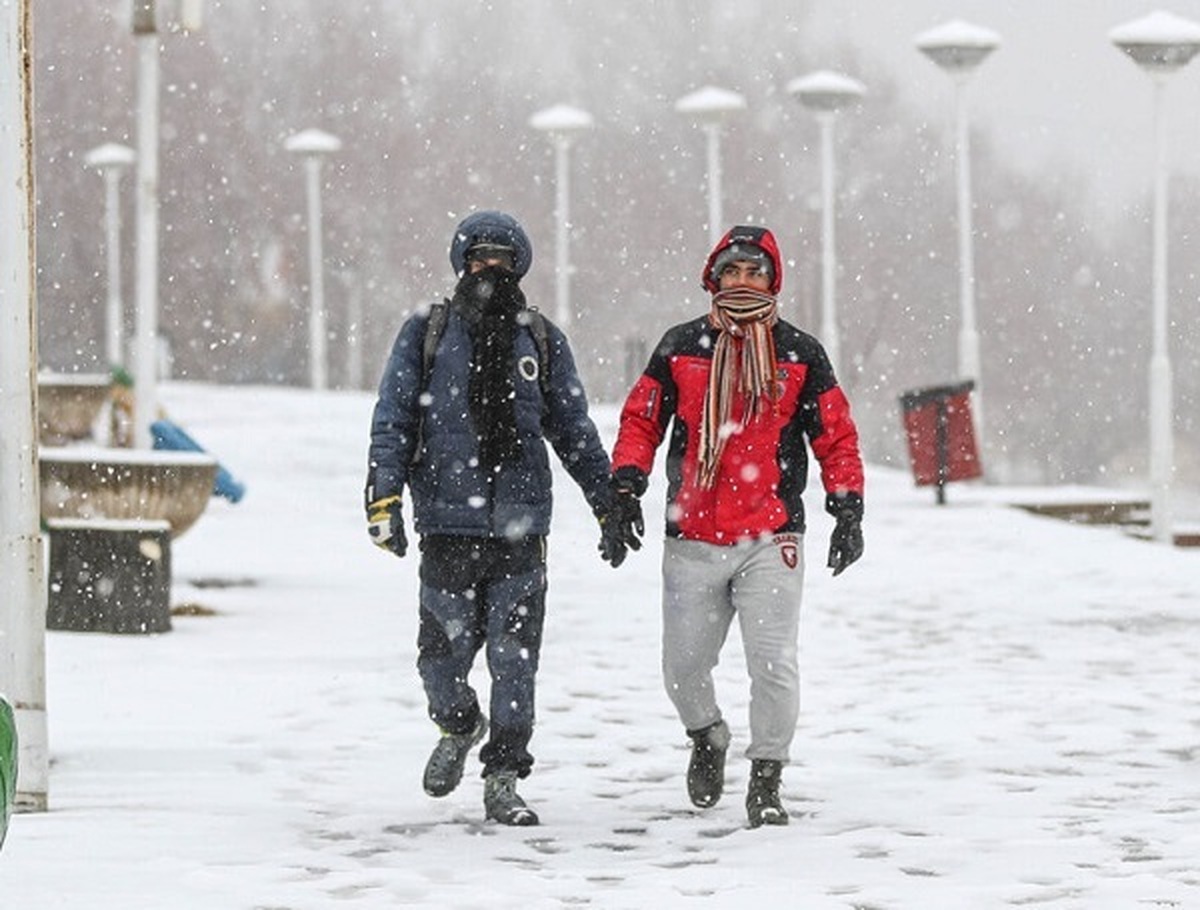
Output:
[599, 478, 645, 568]
[367, 494, 408, 558]
[826, 492, 864, 577]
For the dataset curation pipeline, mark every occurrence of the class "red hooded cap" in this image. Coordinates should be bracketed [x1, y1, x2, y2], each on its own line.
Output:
[701, 225, 784, 296]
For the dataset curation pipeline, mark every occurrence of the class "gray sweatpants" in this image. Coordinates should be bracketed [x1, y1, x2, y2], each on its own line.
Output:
[661, 535, 805, 762]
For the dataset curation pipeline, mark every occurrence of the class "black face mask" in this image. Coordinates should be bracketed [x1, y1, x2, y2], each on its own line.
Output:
[455, 266, 525, 324]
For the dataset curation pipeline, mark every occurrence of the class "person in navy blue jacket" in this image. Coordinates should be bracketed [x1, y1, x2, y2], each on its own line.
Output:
[365, 211, 617, 826]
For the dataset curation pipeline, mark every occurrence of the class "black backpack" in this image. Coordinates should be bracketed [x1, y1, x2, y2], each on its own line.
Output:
[413, 301, 552, 462]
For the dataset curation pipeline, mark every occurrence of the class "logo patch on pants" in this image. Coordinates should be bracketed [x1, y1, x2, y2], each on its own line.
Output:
[774, 533, 799, 569]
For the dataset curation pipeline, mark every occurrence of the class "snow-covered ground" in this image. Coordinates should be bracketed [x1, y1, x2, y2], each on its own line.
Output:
[2, 381, 1199, 909]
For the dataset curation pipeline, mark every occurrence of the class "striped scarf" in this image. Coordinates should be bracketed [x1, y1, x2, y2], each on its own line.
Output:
[697, 287, 780, 490]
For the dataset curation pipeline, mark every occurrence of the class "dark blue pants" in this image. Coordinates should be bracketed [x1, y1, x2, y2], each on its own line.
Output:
[417, 535, 546, 778]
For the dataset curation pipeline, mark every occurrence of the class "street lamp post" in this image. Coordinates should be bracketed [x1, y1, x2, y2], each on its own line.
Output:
[132, 3, 161, 449]
[1, 0, 48, 813]
[1110, 10, 1200, 544]
[284, 128, 342, 391]
[130, 0, 201, 448]
[529, 104, 593, 328]
[787, 71, 865, 379]
[674, 86, 746, 246]
[84, 143, 136, 369]
[915, 19, 1000, 443]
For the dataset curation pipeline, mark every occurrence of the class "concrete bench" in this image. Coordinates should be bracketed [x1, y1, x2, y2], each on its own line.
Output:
[1011, 499, 1150, 527]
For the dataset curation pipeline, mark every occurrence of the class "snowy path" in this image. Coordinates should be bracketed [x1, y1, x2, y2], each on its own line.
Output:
[2, 383, 1198, 908]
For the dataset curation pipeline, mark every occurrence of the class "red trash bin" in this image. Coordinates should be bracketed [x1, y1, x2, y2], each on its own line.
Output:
[899, 381, 982, 504]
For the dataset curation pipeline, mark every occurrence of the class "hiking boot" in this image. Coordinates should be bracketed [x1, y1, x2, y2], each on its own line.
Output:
[423, 714, 487, 797]
[483, 771, 539, 826]
[746, 758, 789, 828]
[686, 719, 731, 808]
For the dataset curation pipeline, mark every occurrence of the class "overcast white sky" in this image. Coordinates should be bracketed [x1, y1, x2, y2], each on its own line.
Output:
[809, 1, 1200, 215]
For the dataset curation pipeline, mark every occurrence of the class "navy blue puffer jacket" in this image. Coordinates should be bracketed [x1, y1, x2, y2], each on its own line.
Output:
[367, 303, 612, 538]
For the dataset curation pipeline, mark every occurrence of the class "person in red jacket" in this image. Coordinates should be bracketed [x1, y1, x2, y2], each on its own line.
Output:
[600, 225, 864, 827]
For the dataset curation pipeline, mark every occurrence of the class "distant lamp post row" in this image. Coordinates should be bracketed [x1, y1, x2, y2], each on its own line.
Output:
[1109, 10, 1200, 543]
[530, 81, 863, 384]
[284, 128, 342, 391]
[915, 19, 1001, 444]
[674, 78, 864, 379]
[85, 124, 345, 395]
[673, 32, 997, 438]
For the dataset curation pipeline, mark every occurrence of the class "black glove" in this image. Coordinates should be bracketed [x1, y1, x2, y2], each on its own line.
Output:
[598, 475, 645, 568]
[826, 492, 863, 577]
[367, 494, 408, 558]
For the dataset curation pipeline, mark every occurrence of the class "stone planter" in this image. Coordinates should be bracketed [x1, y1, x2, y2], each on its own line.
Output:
[39, 448, 218, 538]
[37, 373, 111, 445]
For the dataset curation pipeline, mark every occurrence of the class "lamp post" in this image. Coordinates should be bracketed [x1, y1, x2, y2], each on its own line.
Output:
[284, 128, 342, 391]
[84, 143, 136, 369]
[529, 104, 593, 328]
[787, 71, 865, 379]
[1, 0, 48, 813]
[674, 86, 746, 246]
[915, 19, 1000, 443]
[131, 3, 161, 448]
[130, 0, 201, 448]
[1110, 10, 1200, 544]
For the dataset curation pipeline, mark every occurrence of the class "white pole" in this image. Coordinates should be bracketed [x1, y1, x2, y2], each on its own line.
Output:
[1149, 75, 1173, 543]
[345, 272, 363, 390]
[954, 75, 983, 439]
[703, 121, 722, 246]
[103, 165, 124, 367]
[553, 136, 571, 327]
[0, 0, 49, 812]
[817, 111, 840, 378]
[304, 154, 327, 391]
[134, 28, 160, 447]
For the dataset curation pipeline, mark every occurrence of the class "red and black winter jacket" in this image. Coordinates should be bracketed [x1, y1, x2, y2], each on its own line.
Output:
[611, 316, 863, 544]
[611, 227, 863, 545]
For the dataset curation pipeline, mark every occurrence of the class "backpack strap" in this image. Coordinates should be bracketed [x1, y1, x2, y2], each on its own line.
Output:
[422, 300, 451, 389]
[525, 308, 552, 398]
[412, 301, 450, 465]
